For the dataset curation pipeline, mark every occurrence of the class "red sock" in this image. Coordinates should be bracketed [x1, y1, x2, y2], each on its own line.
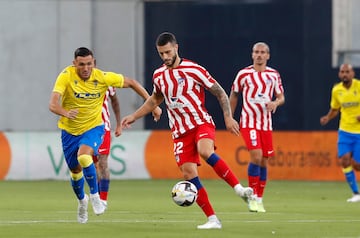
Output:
[212, 159, 239, 187]
[257, 180, 266, 198]
[248, 175, 260, 196]
[196, 187, 215, 217]
[99, 191, 108, 201]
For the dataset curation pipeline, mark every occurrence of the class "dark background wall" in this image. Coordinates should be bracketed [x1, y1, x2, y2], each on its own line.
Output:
[144, 0, 343, 131]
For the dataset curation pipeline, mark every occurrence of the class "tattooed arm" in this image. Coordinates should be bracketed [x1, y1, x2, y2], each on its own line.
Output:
[208, 82, 239, 136]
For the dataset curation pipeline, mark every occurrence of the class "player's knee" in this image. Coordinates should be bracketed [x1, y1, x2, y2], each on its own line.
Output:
[78, 154, 93, 168]
[70, 171, 83, 181]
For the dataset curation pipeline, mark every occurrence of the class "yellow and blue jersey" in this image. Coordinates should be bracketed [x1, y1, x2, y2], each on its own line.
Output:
[53, 66, 124, 135]
[331, 78, 360, 133]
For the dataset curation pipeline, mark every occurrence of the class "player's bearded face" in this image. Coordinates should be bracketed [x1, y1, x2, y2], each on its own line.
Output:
[157, 43, 178, 68]
[163, 51, 177, 67]
[73, 55, 94, 80]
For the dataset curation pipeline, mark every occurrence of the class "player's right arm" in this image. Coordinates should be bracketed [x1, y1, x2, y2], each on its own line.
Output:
[49, 92, 78, 119]
[229, 90, 239, 118]
[121, 91, 164, 129]
[122, 76, 162, 121]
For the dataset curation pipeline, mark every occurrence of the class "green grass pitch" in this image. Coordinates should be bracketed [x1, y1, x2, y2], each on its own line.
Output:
[1, 179, 359, 238]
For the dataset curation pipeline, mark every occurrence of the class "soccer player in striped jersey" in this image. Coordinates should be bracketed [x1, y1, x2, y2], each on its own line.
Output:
[92, 87, 121, 209]
[121, 32, 254, 229]
[320, 63, 360, 203]
[49, 47, 161, 223]
[229, 42, 285, 213]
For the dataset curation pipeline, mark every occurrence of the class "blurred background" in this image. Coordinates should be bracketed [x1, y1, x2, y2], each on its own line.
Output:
[1, 0, 360, 132]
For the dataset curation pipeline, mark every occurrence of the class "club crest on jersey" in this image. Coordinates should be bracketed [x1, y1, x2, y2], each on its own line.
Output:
[93, 80, 98, 87]
[178, 78, 185, 84]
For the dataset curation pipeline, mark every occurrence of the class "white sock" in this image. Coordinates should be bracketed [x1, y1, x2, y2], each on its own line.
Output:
[234, 184, 244, 193]
[208, 215, 219, 222]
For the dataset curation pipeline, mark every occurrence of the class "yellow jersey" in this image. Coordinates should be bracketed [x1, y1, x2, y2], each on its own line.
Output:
[52, 66, 124, 135]
[331, 78, 360, 133]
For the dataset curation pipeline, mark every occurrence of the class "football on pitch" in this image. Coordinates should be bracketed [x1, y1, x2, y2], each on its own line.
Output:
[171, 181, 198, 207]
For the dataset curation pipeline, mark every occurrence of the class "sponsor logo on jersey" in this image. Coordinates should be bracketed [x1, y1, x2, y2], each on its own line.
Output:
[74, 92, 101, 99]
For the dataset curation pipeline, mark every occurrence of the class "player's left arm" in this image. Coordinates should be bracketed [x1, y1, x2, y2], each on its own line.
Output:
[209, 82, 240, 136]
[266, 93, 285, 113]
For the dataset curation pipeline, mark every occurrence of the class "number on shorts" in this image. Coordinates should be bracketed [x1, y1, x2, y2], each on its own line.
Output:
[173, 141, 184, 155]
[249, 129, 257, 140]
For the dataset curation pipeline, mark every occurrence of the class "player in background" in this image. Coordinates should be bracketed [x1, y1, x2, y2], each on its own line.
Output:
[49, 47, 162, 224]
[121, 32, 254, 229]
[92, 87, 121, 209]
[320, 63, 360, 203]
[229, 42, 285, 213]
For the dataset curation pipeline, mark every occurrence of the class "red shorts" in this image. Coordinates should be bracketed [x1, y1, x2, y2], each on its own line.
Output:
[92, 130, 111, 163]
[173, 123, 215, 167]
[240, 128, 274, 158]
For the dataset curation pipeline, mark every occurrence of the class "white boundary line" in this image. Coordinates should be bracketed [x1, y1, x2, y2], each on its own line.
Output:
[1, 218, 360, 225]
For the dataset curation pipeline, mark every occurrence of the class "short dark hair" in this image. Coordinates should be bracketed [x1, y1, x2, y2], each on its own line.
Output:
[156, 32, 177, 46]
[74, 47, 93, 58]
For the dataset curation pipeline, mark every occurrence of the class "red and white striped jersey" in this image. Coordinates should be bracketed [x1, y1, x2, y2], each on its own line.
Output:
[153, 59, 216, 138]
[102, 87, 116, 131]
[231, 65, 284, 131]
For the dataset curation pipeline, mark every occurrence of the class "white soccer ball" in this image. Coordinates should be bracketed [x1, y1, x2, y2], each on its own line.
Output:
[171, 181, 198, 207]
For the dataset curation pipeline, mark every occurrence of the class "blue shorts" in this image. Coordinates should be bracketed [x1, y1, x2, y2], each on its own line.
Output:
[61, 125, 105, 170]
[338, 130, 360, 162]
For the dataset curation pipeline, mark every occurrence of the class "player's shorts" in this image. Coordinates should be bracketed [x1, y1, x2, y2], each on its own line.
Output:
[173, 123, 215, 167]
[240, 127, 274, 158]
[61, 125, 105, 170]
[92, 130, 111, 163]
[338, 130, 360, 162]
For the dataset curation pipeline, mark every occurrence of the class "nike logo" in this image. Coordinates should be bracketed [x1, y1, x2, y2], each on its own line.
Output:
[222, 170, 229, 178]
[199, 133, 208, 138]
[99, 149, 107, 153]
[268, 150, 274, 155]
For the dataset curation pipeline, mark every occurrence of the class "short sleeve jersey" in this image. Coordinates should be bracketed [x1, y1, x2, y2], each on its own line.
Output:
[330, 79, 360, 133]
[52, 66, 124, 135]
[232, 65, 284, 131]
[152, 59, 215, 138]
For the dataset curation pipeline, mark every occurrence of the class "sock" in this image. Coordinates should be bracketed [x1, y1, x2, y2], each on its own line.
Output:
[71, 176, 85, 200]
[83, 164, 99, 194]
[206, 153, 239, 187]
[343, 166, 359, 194]
[248, 162, 260, 196]
[208, 214, 219, 222]
[189, 177, 215, 217]
[99, 179, 110, 200]
[257, 166, 267, 198]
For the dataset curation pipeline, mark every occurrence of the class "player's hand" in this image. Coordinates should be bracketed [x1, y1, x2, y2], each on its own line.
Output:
[121, 115, 136, 129]
[320, 116, 329, 125]
[152, 106, 162, 122]
[66, 109, 78, 119]
[114, 125, 122, 137]
[266, 101, 278, 113]
[225, 117, 240, 136]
